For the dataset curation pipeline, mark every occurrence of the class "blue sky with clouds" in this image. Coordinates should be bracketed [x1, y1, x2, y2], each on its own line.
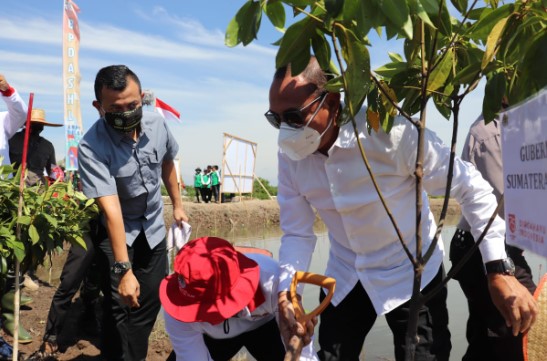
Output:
[2, 0, 484, 185]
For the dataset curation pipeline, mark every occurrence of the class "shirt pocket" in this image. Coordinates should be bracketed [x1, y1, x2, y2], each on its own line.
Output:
[113, 161, 142, 199]
[140, 149, 161, 179]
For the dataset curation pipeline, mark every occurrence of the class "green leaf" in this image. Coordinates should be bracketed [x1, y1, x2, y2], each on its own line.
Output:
[408, 0, 436, 30]
[420, 0, 451, 35]
[481, 16, 509, 70]
[381, 0, 413, 39]
[264, 0, 285, 30]
[311, 30, 331, 71]
[453, 62, 481, 85]
[29, 224, 40, 244]
[520, 32, 547, 94]
[325, 0, 344, 18]
[342, 0, 375, 39]
[428, 48, 455, 93]
[335, 26, 371, 117]
[482, 72, 506, 122]
[42, 213, 58, 228]
[17, 215, 31, 225]
[324, 76, 344, 93]
[388, 52, 404, 63]
[433, 95, 452, 120]
[375, 61, 408, 80]
[450, 0, 468, 13]
[225, 0, 262, 47]
[469, 3, 513, 42]
[284, 0, 314, 6]
[276, 17, 316, 74]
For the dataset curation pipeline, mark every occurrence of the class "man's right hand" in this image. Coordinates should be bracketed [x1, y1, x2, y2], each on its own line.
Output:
[118, 270, 140, 308]
[278, 291, 316, 348]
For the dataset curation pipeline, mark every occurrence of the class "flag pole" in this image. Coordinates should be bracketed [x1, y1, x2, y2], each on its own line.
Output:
[12, 92, 34, 360]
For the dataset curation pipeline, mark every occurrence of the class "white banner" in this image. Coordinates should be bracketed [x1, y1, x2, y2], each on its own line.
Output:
[222, 133, 257, 194]
[501, 87, 547, 257]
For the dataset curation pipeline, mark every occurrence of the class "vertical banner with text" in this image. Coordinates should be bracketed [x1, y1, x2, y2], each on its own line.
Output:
[501, 87, 547, 257]
[63, 0, 83, 171]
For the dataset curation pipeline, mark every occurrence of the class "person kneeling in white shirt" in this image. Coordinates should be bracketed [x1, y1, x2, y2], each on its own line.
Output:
[160, 236, 318, 361]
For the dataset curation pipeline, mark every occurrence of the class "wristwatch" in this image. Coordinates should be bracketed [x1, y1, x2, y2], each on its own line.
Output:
[111, 261, 132, 275]
[485, 257, 515, 276]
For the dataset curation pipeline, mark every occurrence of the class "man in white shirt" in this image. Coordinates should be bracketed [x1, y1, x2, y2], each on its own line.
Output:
[160, 236, 318, 361]
[267, 57, 538, 361]
[0, 73, 30, 348]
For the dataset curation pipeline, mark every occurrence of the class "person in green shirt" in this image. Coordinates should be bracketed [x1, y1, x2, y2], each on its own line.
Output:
[211, 165, 221, 203]
[201, 167, 212, 203]
[193, 168, 202, 203]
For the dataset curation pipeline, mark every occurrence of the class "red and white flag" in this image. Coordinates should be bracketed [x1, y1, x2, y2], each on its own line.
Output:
[155, 97, 181, 123]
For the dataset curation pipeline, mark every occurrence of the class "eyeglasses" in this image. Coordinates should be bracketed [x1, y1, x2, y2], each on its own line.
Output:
[265, 92, 328, 129]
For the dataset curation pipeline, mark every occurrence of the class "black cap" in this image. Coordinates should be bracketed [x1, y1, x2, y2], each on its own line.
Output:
[195, 168, 201, 172]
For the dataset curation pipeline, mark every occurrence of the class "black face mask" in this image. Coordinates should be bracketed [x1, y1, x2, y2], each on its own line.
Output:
[103, 106, 143, 132]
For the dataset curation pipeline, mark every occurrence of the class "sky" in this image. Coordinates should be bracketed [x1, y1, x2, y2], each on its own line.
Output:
[1, 0, 485, 186]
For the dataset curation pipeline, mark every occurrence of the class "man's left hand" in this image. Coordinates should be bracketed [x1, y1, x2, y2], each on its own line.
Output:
[118, 270, 140, 308]
[488, 273, 538, 336]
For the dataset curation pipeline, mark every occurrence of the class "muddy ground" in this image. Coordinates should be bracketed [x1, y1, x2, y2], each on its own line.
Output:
[3, 198, 460, 360]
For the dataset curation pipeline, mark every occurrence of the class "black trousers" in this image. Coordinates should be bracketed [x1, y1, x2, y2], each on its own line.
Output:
[194, 186, 201, 203]
[212, 184, 220, 203]
[450, 229, 536, 361]
[43, 228, 101, 343]
[204, 317, 285, 361]
[318, 266, 451, 361]
[200, 187, 211, 203]
[96, 229, 166, 361]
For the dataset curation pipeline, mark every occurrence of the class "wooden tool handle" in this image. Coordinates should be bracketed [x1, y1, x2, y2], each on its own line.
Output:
[290, 271, 336, 323]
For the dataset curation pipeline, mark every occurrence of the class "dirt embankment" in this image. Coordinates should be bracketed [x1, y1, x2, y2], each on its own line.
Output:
[164, 197, 461, 236]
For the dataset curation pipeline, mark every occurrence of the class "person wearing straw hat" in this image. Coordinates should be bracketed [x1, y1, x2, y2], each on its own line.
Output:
[9, 108, 63, 186]
[160, 236, 318, 361]
[0, 73, 27, 167]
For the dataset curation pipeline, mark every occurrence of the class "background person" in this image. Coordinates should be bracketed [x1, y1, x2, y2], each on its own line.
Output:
[9, 108, 63, 186]
[200, 166, 212, 203]
[193, 167, 202, 203]
[78, 64, 188, 360]
[268, 57, 537, 361]
[211, 165, 221, 203]
[449, 108, 536, 361]
[0, 73, 27, 167]
[0, 73, 31, 347]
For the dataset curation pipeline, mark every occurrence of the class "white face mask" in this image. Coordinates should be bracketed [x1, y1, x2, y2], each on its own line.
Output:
[278, 116, 333, 161]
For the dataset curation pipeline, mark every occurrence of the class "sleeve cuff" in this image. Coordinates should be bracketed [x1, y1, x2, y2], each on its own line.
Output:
[0, 86, 15, 97]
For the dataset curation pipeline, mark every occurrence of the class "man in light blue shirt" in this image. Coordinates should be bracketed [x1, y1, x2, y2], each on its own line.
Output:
[78, 65, 188, 360]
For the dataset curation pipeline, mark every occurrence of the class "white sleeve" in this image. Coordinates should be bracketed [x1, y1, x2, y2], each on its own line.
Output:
[2, 90, 28, 138]
[164, 311, 213, 361]
[277, 152, 318, 293]
[402, 125, 506, 263]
